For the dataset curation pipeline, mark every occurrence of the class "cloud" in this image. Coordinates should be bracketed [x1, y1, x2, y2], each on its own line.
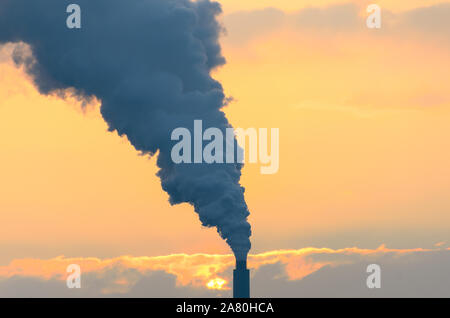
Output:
[0, 245, 449, 297]
[253, 249, 450, 297]
[0, 254, 235, 289]
[293, 3, 360, 30]
[399, 3, 450, 37]
[222, 4, 360, 46]
[221, 3, 360, 46]
[222, 8, 286, 45]
[222, 3, 450, 45]
[0, 270, 223, 298]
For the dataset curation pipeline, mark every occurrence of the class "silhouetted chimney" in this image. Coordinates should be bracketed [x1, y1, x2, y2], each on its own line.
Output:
[233, 259, 250, 298]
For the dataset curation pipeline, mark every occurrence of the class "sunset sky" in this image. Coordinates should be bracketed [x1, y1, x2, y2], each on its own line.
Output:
[0, 0, 449, 297]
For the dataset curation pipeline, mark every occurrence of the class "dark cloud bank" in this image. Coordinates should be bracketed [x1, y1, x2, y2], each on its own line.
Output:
[1, 250, 449, 297]
[252, 250, 450, 298]
[0, 0, 251, 259]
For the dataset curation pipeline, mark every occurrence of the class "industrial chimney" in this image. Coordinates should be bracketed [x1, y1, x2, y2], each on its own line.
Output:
[233, 259, 250, 298]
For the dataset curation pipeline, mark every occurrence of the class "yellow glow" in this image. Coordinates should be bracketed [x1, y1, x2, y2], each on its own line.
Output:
[206, 278, 228, 290]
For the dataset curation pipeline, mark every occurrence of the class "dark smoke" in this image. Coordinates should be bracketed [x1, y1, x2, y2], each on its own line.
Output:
[0, 0, 251, 260]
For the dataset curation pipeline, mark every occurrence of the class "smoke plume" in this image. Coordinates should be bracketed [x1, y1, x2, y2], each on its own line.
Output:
[0, 0, 251, 260]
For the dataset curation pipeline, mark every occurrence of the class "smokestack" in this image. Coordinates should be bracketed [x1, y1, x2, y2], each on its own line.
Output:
[233, 259, 250, 298]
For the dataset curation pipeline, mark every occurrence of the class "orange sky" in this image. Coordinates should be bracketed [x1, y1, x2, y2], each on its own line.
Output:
[0, 1, 449, 266]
